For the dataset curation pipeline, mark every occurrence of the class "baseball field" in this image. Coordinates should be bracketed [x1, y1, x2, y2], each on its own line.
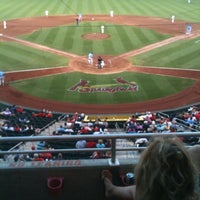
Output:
[0, 0, 200, 114]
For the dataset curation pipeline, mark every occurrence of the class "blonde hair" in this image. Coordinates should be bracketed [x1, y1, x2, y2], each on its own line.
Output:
[134, 137, 198, 200]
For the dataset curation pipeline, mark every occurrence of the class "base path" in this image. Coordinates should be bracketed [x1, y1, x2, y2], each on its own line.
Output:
[0, 15, 200, 114]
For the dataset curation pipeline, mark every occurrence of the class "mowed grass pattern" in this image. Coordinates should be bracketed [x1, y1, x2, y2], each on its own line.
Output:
[10, 72, 195, 104]
[19, 23, 170, 55]
[130, 36, 200, 70]
[0, 42, 69, 71]
[0, 0, 199, 22]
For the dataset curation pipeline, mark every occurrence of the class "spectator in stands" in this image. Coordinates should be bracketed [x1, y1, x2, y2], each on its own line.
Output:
[188, 106, 198, 114]
[57, 124, 74, 134]
[18, 112, 30, 124]
[162, 119, 171, 133]
[15, 106, 23, 114]
[65, 118, 73, 128]
[0, 107, 12, 116]
[140, 111, 156, 122]
[7, 124, 14, 131]
[72, 112, 79, 122]
[194, 110, 200, 124]
[103, 117, 109, 129]
[14, 124, 21, 132]
[32, 153, 44, 161]
[9, 105, 17, 114]
[170, 118, 179, 132]
[79, 113, 85, 121]
[94, 117, 102, 126]
[93, 126, 101, 135]
[135, 122, 143, 133]
[79, 125, 92, 134]
[126, 115, 137, 124]
[102, 137, 199, 200]
[20, 124, 29, 132]
[46, 110, 53, 118]
[1, 122, 9, 131]
[90, 139, 106, 159]
[57, 125, 66, 134]
[87, 119, 94, 127]
[147, 120, 157, 133]
[142, 120, 150, 132]
[37, 141, 46, 150]
[135, 138, 148, 148]
[96, 139, 106, 148]
[39, 152, 53, 161]
[86, 140, 96, 148]
[156, 118, 165, 132]
[14, 154, 32, 162]
[126, 121, 137, 133]
[75, 139, 87, 148]
[57, 153, 63, 160]
[186, 115, 197, 127]
[32, 109, 46, 117]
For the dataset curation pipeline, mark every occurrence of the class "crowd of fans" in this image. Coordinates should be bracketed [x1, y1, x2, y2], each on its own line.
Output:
[176, 105, 200, 128]
[0, 105, 55, 136]
[0, 103, 200, 162]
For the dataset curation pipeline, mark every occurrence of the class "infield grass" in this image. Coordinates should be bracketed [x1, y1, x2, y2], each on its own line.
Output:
[19, 22, 171, 56]
[10, 72, 195, 104]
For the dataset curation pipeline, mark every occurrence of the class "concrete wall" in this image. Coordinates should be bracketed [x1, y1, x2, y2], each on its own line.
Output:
[0, 158, 137, 200]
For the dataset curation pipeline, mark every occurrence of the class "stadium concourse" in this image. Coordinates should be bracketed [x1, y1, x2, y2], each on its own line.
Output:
[0, 15, 200, 114]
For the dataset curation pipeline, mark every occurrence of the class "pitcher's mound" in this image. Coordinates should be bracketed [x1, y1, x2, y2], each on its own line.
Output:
[82, 33, 110, 40]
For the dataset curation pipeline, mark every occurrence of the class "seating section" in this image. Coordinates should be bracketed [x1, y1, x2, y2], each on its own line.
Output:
[0, 102, 200, 161]
[0, 104, 62, 152]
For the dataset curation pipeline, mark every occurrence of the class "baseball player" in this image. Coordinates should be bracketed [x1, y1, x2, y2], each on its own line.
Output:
[0, 71, 5, 86]
[3, 21, 7, 29]
[45, 10, 49, 17]
[171, 15, 175, 23]
[88, 52, 93, 65]
[78, 13, 82, 21]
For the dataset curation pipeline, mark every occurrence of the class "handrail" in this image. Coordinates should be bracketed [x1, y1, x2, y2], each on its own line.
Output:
[0, 132, 199, 165]
[7, 119, 57, 152]
[174, 117, 200, 131]
[0, 132, 200, 142]
[157, 111, 169, 119]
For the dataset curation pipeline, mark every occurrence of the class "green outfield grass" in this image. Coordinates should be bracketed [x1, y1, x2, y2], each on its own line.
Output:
[0, 0, 199, 22]
[130, 36, 200, 70]
[10, 72, 195, 104]
[0, 42, 69, 72]
[19, 22, 171, 56]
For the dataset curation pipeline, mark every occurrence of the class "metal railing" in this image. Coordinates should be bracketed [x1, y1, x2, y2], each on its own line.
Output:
[0, 132, 200, 165]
